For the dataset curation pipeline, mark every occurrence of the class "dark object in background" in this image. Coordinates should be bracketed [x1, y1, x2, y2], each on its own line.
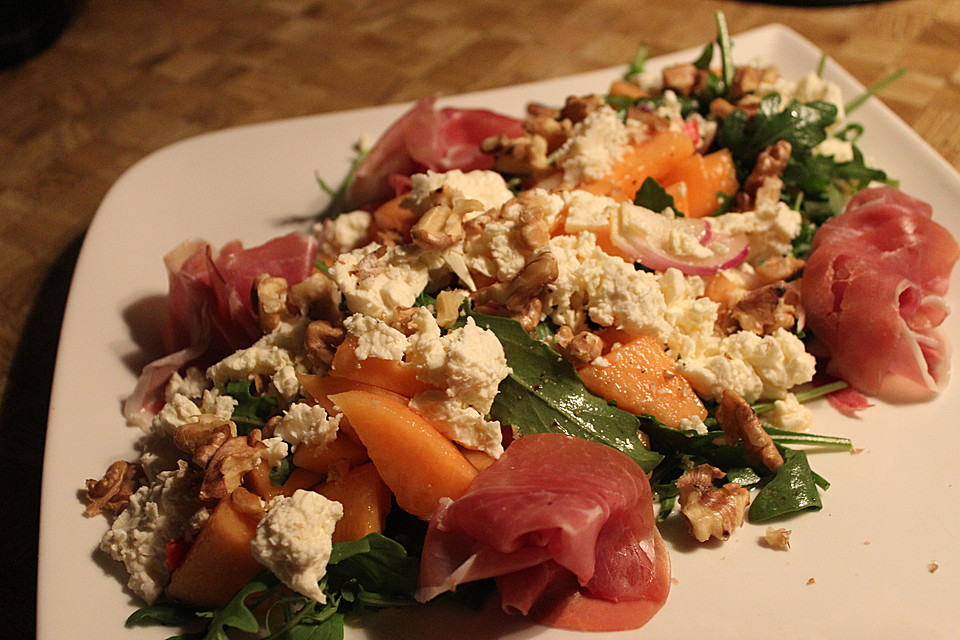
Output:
[0, 0, 77, 69]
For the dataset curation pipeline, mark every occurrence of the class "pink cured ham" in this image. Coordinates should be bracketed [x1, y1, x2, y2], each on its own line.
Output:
[801, 186, 959, 402]
[346, 97, 525, 209]
[123, 232, 318, 428]
[416, 433, 670, 632]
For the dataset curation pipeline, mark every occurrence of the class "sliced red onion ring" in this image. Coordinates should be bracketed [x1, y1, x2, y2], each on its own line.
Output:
[609, 204, 748, 276]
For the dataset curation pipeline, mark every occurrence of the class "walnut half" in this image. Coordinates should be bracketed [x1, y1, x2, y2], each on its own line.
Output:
[84, 460, 143, 517]
[676, 464, 750, 542]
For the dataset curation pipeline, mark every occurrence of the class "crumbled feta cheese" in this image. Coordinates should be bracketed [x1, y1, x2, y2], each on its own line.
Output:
[164, 367, 207, 402]
[260, 436, 290, 469]
[151, 393, 202, 438]
[562, 190, 617, 233]
[199, 388, 237, 421]
[763, 392, 813, 432]
[814, 136, 855, 162]
[275, 402, 340, 448]
[758, 71, 846, 123]
[329, 243, 430, 319]
[409, 169, 514, 213]
[404, 309, 511, 457]
[207, 344, 296, 390]
[407, 311, 510, 412]
[555, 106, 630, 184]
[713, 197, 801, 264]
[410, 390, 504, 458]
[251, 490, 343, 604]
[678, 415, 710, 435]
[462, 218, 529, 281]
[315, 209, 372, 257]
[344, 313, 410, 361]
[679, 328, 815, 403]
[546, 232, 669, 334]
[99, 462, 200, 604]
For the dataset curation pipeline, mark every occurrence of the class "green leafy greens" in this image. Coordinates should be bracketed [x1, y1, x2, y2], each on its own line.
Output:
[127, 533, 419, 640]
[466, 307, 662, 472]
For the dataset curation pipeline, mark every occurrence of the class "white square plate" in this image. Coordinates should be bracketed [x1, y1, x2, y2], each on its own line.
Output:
[39, 23, 960, 640]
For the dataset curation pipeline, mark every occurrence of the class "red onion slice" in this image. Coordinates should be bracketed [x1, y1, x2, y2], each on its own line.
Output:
[609, 204, 749, 276]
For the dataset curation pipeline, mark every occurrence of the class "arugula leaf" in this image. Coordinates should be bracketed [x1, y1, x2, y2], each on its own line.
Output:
[225, 379, 280, 435]
[624, 42, 650, 79]
[315, 144, 370, 220]
[467, 308, 662, 471]
[714, 10, 735, 91]
[326, 533, 419, 602]
[633, 176, 680, 215]
[748, 449, 823, 522]
[127, 534, 418, 640]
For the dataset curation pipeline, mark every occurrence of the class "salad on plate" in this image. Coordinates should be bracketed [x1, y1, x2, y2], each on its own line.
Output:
[81, 14, 959, 638]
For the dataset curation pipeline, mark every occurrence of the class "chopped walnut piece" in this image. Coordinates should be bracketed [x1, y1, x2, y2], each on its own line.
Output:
[662, 64, 707, 97]
[198, 430, 268, 504]
[515, 207, 552, 253]
[174, 415, 238, 467]
[726, 280, 801, 335]
[554, 326, 604, 364]
[608, 79, 650, 100]
[481, 133, 550, 176]
[523, 112, 573, 156]
[559, 94, 607, 124]
[411, 203, 466, 250]
[676, 464, 750, 542]
[304, 319, 345, 369]
[715, 389, 784, 471]
[764, 526, 792, 550]
[730, 65, 779, 100]
[436, 290, 468, 328]
[754, 256, 805, 285]
[288, 271, 343, 324]
[255, 275, 293, 332]
[84, 460, 143, 517]
[738, 140, 792, 211]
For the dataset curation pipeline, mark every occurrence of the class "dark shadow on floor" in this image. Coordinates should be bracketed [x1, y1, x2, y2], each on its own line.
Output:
[0, 233, 83, 640]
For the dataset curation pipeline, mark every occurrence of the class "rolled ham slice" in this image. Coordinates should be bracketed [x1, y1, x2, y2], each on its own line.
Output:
[123, 232, 318, 429]
[346, 97, 525, 209]
[416, 433, 670, 632]
[801, 186, 959, 402]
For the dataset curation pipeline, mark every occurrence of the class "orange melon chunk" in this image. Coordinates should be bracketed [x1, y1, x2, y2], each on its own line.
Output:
[330, 335, 432, 397]
[370, 193, 417, 242]
[244, 463, 325, 501]
[604, 130, 695, 200]
[314, 461, 392, 543]
[165, 494, 263, 608]
[578, 333, 706, 428]
[661, 148, 738, 218]
[329, 389, 478, 520]
[293, 433, 370, 476]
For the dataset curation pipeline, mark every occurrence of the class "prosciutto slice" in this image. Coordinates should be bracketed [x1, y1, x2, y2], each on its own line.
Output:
[801, 186, 959, 402]
[346, 97, 525, 209]
[416, 433, 670, 632]
[123, 232, 318, 428]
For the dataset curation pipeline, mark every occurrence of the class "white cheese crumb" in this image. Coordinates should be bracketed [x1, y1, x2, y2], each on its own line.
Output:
[275, 402, 340, 448]
[329, 243, 430, 319]
[314, 209, 372, 257]
[409, 169, 515, 213]
[764, 392, 814, 432]
[555, 105, 630, 184]
[344, 313, 410, 361]
[251, 490, 343, 604]
[99, 462, 200, 604]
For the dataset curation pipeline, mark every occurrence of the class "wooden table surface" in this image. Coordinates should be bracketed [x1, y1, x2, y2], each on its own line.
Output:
[1, 0, 958, 636]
